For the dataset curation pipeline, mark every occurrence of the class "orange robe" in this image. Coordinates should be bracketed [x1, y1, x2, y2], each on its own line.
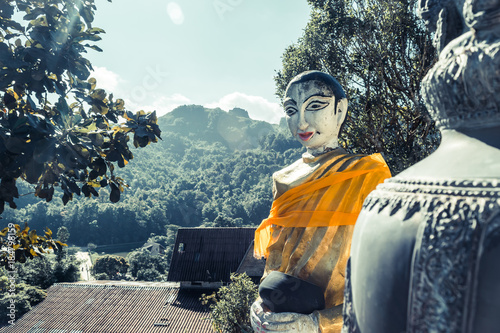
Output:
[255, 149, 391, 332]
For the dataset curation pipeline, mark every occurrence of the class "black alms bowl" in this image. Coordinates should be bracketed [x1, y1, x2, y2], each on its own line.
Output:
[258, 271, 325, 314]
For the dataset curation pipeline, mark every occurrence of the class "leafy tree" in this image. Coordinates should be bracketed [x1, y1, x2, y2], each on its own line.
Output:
[87, 242, 97, 252]
[0, 223, 64, 267]
[92, 254, 128, 280]
[0, 0, 160, 262]
[15, 255, 54, 289]
[14, 251, 80, 289]
[55, 225, 70, 262]
[0, 274, 46, 325]
[136, 268, 161, 282]
[94, 272, 108, 280]
[127, 248, 168, 281]
[202, 213, 244, 228]
[53, 255, 80, 283]
[275, 0, 440, 174]
[56, 226, 70, 244]
[201, 273, 258, 333]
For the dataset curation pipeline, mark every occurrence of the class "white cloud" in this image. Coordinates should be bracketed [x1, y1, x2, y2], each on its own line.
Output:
[125, 93, 191, 117]
[88, 66, 191, 116]
[205, 92, 283, 124]
[89, 66, 120, 92]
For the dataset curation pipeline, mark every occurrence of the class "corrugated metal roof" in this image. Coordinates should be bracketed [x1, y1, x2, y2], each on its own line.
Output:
[167, 227, 256, 283]
[236, 241, 266, 280]
[0, 282, 213, 333]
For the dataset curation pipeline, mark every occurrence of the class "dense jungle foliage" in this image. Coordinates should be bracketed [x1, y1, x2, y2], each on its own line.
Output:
[2, 105, 303, 246]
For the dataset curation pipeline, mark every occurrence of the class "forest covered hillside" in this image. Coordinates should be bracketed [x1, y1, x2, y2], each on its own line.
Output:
[160, 105, 275, 151]
[3, 105, 303, 246]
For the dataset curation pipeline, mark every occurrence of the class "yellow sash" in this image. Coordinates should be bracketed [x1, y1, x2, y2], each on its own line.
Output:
[254, 153, 390, 258]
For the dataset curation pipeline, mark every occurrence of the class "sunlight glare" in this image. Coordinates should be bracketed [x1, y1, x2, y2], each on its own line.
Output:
[166, 2, 185, 25]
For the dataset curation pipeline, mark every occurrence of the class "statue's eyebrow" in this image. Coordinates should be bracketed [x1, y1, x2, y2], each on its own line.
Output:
[304, 93, 333, 102]
[283, 98, 297, 107]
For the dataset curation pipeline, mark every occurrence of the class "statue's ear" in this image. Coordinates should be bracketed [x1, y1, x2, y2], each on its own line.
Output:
[336, 98, 348, 129]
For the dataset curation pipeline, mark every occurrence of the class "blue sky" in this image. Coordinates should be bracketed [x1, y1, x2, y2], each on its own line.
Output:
[86, 1, 311, 123]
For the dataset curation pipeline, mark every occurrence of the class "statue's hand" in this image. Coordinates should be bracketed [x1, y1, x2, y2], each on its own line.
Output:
[250, 299, 319, 332]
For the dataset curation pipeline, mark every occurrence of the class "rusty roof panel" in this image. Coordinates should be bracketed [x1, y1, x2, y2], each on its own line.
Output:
[0, 282, 213, 333]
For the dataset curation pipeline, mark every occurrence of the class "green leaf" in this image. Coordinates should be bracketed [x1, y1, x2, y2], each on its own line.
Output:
[29, 229, 37, 243]
[24, 158, 44, 184]
[56, 96, 71, 128]
[33, 138, 57, 163]
[26, 94, 37, 110]
[90, 89, 106, 100]
[79, 7, 94, 26]
[109, 182, 120, 203]
[62, 193, 70, 205]
[82, 34, 102, 42]
[29, 16, 48, 27]
[85, 44, 103, 52]
[23, 7, 45, 20]
[87, 27, 105, 34]
[5, 136, 27, 154]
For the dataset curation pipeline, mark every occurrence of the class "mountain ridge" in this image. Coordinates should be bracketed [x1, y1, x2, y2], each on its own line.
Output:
[158, 104, 278, 151]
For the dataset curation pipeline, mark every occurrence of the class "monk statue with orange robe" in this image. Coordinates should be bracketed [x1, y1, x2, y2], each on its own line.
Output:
[250, 71, 391, 333]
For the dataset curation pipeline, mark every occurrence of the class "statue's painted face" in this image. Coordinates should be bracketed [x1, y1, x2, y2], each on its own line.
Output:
[284, 79, 347, 154]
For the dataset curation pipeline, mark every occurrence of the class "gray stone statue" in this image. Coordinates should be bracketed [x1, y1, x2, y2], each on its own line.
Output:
[342, 0, 500, 332]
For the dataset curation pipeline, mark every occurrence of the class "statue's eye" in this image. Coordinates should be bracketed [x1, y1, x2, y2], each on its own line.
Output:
[285, 107, 297, 116]
[307, 101, 329, 111]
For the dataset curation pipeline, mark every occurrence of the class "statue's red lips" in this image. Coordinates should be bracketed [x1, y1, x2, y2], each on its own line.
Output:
[298, 132, 314, 141]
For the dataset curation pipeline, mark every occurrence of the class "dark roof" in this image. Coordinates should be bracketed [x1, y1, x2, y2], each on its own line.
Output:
[0, 281, 212, 333]
[236, 240, 266, 280]
[167, 227, 256, 283]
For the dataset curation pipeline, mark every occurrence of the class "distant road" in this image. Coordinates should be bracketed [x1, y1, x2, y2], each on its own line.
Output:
[75, 251, 94, 281]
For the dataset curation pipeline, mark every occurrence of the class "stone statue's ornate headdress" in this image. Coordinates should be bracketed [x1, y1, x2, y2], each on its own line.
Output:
[419, 0, 500, 130]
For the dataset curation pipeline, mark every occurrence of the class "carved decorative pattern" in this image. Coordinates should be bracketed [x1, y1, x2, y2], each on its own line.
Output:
[482, 212, 500, 253]
[341, 259, 359, 333]
[355, 178, 500, 333]
[419, 0, 500, 131]
[408, 199, 481, 332]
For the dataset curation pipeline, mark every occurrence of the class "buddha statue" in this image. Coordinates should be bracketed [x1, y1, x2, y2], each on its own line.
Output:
[342, 0, 500, 332]
[250, 71, 391, 332]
